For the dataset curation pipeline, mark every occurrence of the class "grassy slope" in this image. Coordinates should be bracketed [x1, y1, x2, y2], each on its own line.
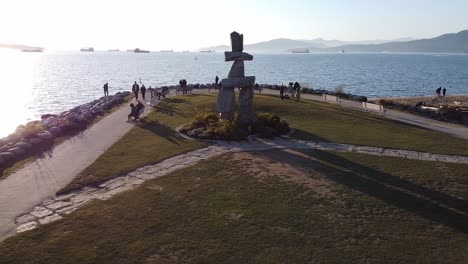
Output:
[1, 151, 468, 263]
[253, 95, 468, 155]
[60, 97, 208, 193]
[62, 93, 468, 193]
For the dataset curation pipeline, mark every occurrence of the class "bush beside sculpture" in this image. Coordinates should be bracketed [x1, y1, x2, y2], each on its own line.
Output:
[180, 112, 290, 140]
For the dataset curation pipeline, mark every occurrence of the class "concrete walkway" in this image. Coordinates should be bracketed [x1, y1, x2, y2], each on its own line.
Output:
[0, 98, 149, 240]
[13, 137, 468, 236]
[259, 89, 468, 140]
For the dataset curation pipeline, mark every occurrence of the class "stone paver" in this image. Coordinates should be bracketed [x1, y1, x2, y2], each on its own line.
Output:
[13, 136, 468, 235]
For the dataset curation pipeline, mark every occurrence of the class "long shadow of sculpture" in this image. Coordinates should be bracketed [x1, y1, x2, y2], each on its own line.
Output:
[256, 148, 468, 234]
[136, 119, 187, 145]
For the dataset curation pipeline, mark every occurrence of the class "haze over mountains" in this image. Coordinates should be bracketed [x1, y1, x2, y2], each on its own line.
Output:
[199, 30, 468, 53]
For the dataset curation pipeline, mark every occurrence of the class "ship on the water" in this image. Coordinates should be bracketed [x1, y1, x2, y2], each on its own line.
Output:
[291, 49, 310, 54]
[80, 47, 94, 52]
[134, 48, 150, 53]
[199, 50, 215, 53]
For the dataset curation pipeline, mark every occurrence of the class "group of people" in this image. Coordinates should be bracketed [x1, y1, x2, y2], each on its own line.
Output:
[435, 87, 448, 98]
[132, 81, 148, 100]
[127, 101, 145, 121]
[179, 79, 192, 95]
[279, 82, 301, 101]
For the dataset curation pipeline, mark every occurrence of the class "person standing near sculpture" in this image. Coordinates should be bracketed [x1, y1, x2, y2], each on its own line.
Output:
[141, 84, 147, 100]
[443, 87, 447, 97]
[103, 83, 109, 96]
[132, 81, 140, 100]
[279, 84, 285, 99]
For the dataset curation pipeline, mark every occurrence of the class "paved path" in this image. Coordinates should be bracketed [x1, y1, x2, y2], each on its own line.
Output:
[12, 137, 468, 237]
[259, 89, 468, 140]
[0, 98, 150, 241]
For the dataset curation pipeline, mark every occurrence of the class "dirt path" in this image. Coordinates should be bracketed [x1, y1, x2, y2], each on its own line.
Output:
[0, 98, 151, 240]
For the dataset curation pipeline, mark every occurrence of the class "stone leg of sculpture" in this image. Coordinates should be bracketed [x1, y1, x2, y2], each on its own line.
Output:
[237, 87, 256, 127]
[216, 87, 235, 121]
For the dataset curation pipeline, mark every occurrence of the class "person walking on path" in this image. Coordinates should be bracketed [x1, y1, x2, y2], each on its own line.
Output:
[103, 83, 109, 96]
[141, 84, 147, 100]
[294, 82, 301, 101]
[132, 81, 140, 100]
[279, 84, 284, 99]
[443, 87, 447, 97]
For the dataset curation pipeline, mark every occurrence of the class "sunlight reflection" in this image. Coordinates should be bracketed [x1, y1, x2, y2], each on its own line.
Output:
[0, 49, 39, 137]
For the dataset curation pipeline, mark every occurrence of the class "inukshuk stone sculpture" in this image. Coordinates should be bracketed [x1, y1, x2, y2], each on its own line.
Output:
[216, 31, 256, 126]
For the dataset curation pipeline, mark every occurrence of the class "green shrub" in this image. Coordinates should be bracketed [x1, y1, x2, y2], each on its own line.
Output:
[15, 121, 45, 139]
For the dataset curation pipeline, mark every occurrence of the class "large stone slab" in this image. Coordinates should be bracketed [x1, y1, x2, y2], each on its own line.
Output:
[237, 87, 257, 126]
[215, 87, 236, 120]
[221, 76, 255, 88]
[231, 32, 243, 52]
[228, 61, 245, 78]
[225, 52, 253, 62]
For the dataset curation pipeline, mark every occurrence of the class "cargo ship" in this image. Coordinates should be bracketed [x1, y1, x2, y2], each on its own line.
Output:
[291, 49, 310, 54]
[80, 47, 94, 52]
[134, 48, 150, 53]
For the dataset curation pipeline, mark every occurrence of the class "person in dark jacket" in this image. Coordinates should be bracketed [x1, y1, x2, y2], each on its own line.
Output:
[103, 83, 109, 96]
[132, 81, 140, 100]
[141, 84, 147, 100]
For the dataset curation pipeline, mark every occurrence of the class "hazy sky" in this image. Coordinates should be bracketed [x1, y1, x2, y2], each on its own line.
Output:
[1, 0, 467, 51]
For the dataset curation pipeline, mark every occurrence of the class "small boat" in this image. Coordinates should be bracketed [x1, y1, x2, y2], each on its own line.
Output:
[134, 48, 150, 53]
[80, 47, 94, 52]
[108, 49, 120, 52]
[21, 48, 44, 52]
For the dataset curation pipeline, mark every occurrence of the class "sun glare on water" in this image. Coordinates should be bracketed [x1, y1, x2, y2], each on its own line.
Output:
[0, 49, 39, 138]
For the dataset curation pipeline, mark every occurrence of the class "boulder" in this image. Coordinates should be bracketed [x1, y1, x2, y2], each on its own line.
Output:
[8, 147, 26, 156]
[49, 126, 64, 136]
[38, 131, 53, 140]
[41, 114, 57, 120]
[28, 138, 43, 145]
[15, 142, 33, 150]
[0, 152, 15, 161]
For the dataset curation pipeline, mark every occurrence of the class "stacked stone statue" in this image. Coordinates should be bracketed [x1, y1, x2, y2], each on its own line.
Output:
[216, 31, 256, 126]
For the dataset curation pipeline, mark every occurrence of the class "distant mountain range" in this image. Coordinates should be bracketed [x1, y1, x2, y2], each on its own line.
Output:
[198, 30, 468, 53]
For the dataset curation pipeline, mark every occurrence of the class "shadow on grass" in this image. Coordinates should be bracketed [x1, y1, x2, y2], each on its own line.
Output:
[137, 119, 187, 145]
[257, 148, 468, 234]
[154, 98, 191, 117]
[290, 129, 331, 143]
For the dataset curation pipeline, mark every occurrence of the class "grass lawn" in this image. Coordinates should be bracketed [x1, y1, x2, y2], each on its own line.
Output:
[62, 93, 468, 193]
[253, 94, 468, 156]
[1, 150, 468, 263]
[59, 96, 208, 193]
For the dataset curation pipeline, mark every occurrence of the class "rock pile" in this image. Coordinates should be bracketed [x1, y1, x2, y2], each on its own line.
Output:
[0, 92, 130, 169]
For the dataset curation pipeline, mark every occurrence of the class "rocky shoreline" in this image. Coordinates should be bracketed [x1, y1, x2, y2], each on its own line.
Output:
[0, 92, 131, 172]
[370, 95, 468, 126]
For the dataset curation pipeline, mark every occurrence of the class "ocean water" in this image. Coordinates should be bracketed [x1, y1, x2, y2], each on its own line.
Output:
[1, 50, 468, 137]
